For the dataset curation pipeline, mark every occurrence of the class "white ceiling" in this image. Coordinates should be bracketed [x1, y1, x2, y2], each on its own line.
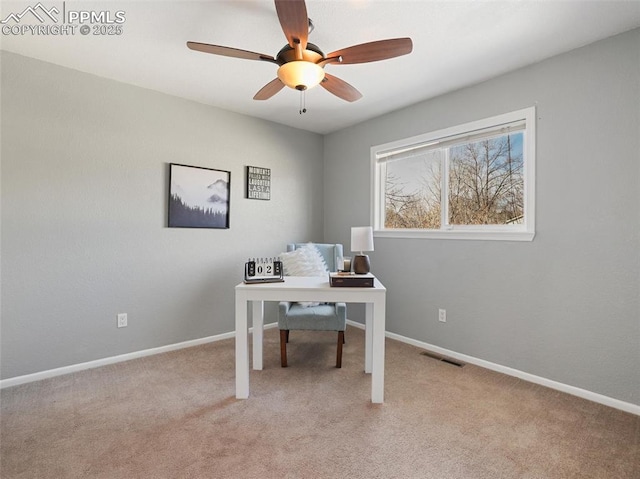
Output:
[2, 0, 639, 134]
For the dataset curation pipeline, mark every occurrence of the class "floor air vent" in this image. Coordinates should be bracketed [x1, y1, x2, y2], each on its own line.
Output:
[420, 351, 465, 368]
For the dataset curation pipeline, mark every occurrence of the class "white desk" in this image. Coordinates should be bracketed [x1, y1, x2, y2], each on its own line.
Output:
[234, 276, 387, 403]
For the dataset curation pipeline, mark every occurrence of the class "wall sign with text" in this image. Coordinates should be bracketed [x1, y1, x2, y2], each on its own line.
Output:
[246, 166, 271, 200]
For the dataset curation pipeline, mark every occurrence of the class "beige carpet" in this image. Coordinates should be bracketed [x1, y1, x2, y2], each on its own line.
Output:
[1, 326, 638, 479]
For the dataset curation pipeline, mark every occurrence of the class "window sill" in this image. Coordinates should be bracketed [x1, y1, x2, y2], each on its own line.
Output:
[374, 229, 535, 242]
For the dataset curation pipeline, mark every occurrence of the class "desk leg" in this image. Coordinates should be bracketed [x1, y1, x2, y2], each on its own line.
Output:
[371, 296, 386, 404]
[235, 292, 249, 399]
[365, 303, 373, 374]
[252, 300, 264, 370]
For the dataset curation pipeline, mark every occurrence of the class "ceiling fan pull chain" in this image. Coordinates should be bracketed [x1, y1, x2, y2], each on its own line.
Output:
[299, 90, 307, 114]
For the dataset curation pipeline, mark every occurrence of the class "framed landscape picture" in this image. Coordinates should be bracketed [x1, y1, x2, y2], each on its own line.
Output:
[168, 163, 230, 229]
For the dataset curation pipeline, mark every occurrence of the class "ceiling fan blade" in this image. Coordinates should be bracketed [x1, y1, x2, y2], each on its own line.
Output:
[320, 73, 363, 102]
[274, 0, 308, 53]
[253, 78, 285, 100]
[187, 42, 276, 64]
[327, 38, 413, 65]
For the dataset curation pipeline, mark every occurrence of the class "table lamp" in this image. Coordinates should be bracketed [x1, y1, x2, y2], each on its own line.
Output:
[351, 226, 374, 274]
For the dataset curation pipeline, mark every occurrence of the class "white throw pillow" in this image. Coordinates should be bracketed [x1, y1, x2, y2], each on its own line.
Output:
[279, 244, 328, 307]
[279, 244, 328, 277]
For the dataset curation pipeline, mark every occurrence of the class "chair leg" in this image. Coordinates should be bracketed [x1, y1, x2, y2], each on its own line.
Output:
[280, 330, 288, 368]
[336, 331, 344, 368]
[286, 330, 290, 343]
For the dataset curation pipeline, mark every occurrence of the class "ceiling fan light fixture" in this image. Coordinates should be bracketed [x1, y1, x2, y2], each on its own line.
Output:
[277, 61, 325, 91]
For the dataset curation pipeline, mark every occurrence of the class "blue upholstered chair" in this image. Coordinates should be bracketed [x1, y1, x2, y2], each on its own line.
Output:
[278, 243, 347, 368]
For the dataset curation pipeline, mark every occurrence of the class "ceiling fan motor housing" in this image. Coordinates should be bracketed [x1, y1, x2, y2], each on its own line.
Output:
[275, 42, 324, 65]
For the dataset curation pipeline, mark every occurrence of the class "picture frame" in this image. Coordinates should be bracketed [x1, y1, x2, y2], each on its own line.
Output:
[246, 166, 271, 200]
[168, 163, 230, 229]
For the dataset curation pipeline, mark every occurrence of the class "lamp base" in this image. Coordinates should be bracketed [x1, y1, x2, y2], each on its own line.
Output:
[352, 254, 370, 274]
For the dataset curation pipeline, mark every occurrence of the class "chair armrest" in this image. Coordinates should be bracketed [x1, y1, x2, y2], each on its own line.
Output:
[336, 302, 346, 317]
[279, 301, 292, 315]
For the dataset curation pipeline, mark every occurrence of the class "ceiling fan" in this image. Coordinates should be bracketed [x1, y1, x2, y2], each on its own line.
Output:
[186, 0, 412, 104]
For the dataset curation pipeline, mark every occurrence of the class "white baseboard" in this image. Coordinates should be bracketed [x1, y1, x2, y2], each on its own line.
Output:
[0, 323, 279, 390]
[3, 320, 638, 416]
[381, 327, 640, 416]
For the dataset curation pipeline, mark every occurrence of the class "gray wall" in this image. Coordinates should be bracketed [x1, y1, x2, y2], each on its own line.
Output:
[1, 52, 324, 379]
[323, 29, 640, 405]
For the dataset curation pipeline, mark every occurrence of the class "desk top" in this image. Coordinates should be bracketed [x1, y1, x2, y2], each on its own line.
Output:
[236, 275, 385, 292]
[235, 276, 385, 305]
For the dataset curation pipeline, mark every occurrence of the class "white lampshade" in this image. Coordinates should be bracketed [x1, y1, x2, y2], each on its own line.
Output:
[351, 226, 374, 253]
[277, 61, 325, 91]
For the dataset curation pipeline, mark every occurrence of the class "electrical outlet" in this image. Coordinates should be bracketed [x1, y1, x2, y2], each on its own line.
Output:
[438, 309, 446, 323]
[117, 313, 128, 328]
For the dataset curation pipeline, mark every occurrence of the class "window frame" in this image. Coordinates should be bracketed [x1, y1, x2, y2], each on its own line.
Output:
[371, 107, 536, 241]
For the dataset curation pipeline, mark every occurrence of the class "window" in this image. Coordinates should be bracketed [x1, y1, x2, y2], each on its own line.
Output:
[371, 107, 535, 241]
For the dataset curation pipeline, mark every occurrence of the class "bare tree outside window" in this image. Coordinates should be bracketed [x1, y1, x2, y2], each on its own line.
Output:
[383, 132, 524, 229]
[449, 133, 523, 225]
[384, 151, 441, 229]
